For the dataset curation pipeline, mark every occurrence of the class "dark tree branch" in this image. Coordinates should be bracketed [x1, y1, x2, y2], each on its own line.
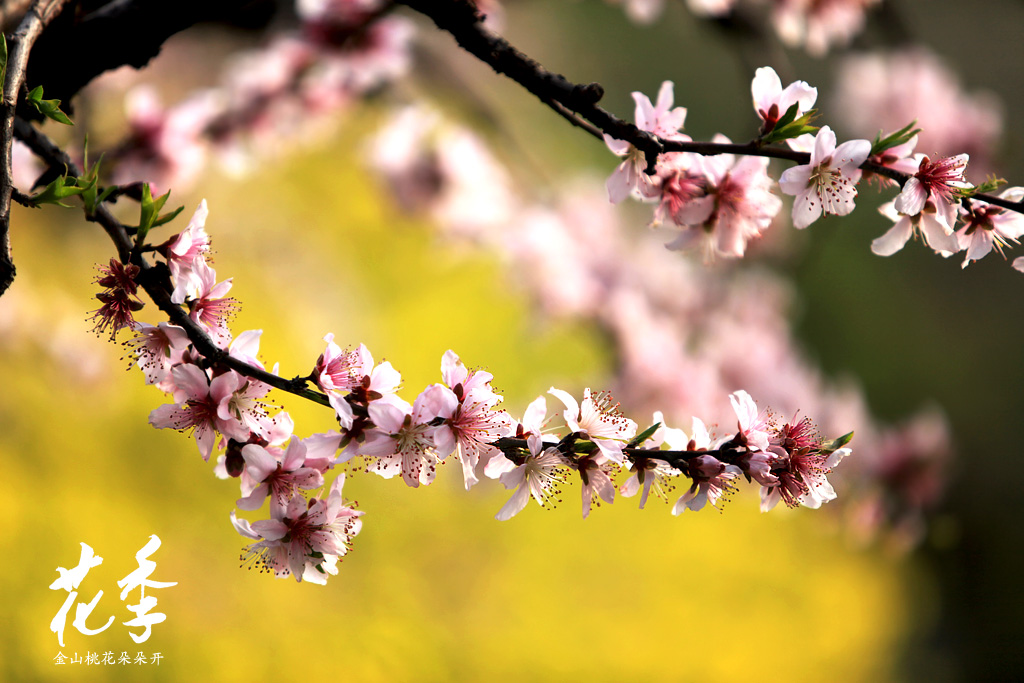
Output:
[397, 0, 1023, 216]
[0, 0, 68, 297]
[25, 0, 276, 107]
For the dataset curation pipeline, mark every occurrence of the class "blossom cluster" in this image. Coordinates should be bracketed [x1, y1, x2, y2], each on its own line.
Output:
[602, 68, 1024, 270]
[362, 85, 951, 547]
[96, 199, 857, 584]
[108, 4, 414, 193]
[605, 0, 881, 56]
[61, 0, 978, 567]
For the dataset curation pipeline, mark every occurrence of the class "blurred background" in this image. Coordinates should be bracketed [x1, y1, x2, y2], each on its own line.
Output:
[2, 0, 1023, 680]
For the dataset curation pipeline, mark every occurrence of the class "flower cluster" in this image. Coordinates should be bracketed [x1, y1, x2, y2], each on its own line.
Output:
[606, 0, 881, 56]
[595, 68, 1023, 271]
[112, 199, 856, 584]
[89, 259, 145, 340]
[110, 8, 414, 193]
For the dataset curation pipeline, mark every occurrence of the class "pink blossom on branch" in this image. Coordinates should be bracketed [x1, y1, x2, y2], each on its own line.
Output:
[956, 188, 1024, 268]
[662, 137, 782, 261]
[548, 387, 638, 464]
[232, 474, 362, 584]
[434, 350, 514, 489]
[494, 434, 568, 521]
[894, 154, 971, 230]
[871, 199, 960, 258]
[605, 80, 688, 204]
[778, 126, 870, 229]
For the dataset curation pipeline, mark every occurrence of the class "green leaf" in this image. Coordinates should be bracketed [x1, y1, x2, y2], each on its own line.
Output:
[627, 422, 662, 448]
[133, 184, 183, 246]
[959, 174, 1006, 198]
[761, 107, 820, 146]
[28, 175, 85, 207]
[76, 137, 111, 215]
[870, 121, 920, 157]
[25, 84, 73, 125]
[0, 35, 8, 86]
[820, 431, 854, 455]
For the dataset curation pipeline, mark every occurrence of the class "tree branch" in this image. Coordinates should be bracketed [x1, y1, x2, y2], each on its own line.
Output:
[25, 0, 276, 107]
[396, 0, 1023, 216]
[0, 0, 67, 297]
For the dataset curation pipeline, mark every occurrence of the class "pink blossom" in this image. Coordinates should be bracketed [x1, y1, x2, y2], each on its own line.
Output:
[607, 0, 665, 24]
[871, 199, 960, 257]
[832, 49, 1003, 173]
[664, 139, 782, 260]
[232, 475, 362, 584]
[314, 336, 400, 398]
[653, 152, 714, 229]
[548, 387, 637, 464]
[771, 0, 880, 56]
[494, 434, 567, 521]
[672, 455, 741, 514]
[865, 134, 921, 189]
[727, 390, 771, 452]
[778, 126, 870, 229]
[894, 154, 970, 229]
[167, 200, 212, 305]
[574, 453, 617, 519]
[149, 364, 221, 460]
[440, 349, 500, 405]
[186, 260, 239, 346]
[126, 322, 190, 386]
[434, 386, 514, 490]
[89, 259, 144, 340]
[484, 396, 554, 480]
[237, 436, 326, 517]
[212, 369, 272, 442]
[686, 0, 736, 17]
[113, 87, 214, 194]
[605, 81, 687, 204]
[359, 386, 455, 487]
[760, 417, 850, 511]
[620, 411, 688, 508]
[956, 188, 1024, 268]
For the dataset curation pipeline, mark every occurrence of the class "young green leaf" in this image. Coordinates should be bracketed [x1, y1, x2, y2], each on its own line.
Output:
[0, 35, 7, 86]
[761, 107, 820, 146]
[959, 175, 1007, 198]
[25, 85, 73, 125]
[870, 121, 920, 157]
[820, 431, 854, 455]
[628, 422, 662, 448]
[28, 175, 85, 207]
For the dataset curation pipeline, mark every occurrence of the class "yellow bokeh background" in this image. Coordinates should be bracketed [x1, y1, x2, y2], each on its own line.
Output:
[0, 120, 919, 682]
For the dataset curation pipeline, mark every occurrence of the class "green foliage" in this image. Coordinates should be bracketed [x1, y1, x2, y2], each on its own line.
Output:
[870, 121, 920, 158]
[0, 35, 7, 86]
[25, 85, 73, 125]
[760, 103, 819, 146]
[134, 183, 184, 245]
[820, 431, 854, 455]
[959, 174, 1007, 198]
[628, 421, 662, 448]
[77, 139, 115, 215]
[27, 174, 84, 207]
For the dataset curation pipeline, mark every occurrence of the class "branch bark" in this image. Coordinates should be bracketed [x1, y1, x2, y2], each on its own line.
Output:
[0, 0, 67, 297]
